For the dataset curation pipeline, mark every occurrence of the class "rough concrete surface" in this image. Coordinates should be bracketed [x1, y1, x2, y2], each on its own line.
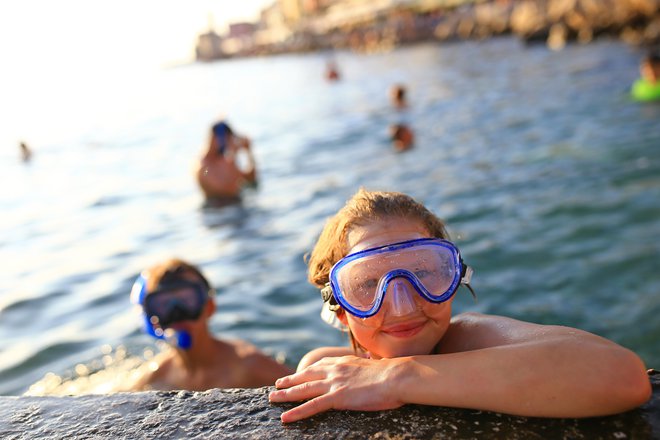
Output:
[1, 372, 658, 439]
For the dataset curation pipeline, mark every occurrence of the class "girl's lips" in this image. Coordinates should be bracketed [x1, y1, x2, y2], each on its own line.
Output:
[382, 320, 427, 338]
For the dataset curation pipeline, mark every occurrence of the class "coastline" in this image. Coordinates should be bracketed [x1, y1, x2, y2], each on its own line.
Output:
[198, 0, 660, 60]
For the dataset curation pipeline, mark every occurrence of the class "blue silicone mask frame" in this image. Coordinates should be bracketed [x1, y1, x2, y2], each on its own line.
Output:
[327, 238, 473, 318]
[130, 274, 208, 350]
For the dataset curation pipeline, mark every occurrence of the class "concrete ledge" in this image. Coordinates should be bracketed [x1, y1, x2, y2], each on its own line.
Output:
[2, 372, 658, 439]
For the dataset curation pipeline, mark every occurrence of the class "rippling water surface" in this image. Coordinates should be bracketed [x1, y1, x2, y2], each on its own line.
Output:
[1, 37, 659, 395]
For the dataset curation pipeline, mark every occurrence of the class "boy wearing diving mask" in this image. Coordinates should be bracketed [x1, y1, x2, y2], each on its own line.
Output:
[269, 189, 650, 423]
[127, 258, 292, 391]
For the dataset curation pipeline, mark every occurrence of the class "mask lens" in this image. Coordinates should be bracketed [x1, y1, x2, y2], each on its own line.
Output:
[336, 258, 382, 313]
[332, 239, 461, 316]
[409, 245, 457, 297]
[144, 283, 206, 327]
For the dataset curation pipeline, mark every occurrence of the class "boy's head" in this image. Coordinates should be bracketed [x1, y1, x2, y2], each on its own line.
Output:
[307, 189, 449, 290]
[132, 259, 215, 348]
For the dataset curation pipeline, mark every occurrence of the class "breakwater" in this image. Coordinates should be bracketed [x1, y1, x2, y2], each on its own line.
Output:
[1, 371, 659, 439]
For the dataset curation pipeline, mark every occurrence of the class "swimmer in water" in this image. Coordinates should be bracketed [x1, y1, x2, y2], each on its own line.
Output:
[389, 124, 414, 152]
[390, 84, 408, 109]
[125, 258, 292, 391]
[19, 141, 32, 162]
[270, 189, 650, 423]
[196, 120, 257, 204]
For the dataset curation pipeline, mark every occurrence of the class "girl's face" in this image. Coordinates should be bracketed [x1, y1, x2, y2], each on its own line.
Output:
[338, 217, 454, 359]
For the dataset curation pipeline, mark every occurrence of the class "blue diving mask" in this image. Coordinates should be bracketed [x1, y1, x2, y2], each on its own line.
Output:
[321, 238, 475, 320]
[212, 121, 229, 156]
[130, 274, 210, 350]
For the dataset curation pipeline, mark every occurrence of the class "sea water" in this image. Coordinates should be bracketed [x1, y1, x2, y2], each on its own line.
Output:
[0, 37, 658, 395]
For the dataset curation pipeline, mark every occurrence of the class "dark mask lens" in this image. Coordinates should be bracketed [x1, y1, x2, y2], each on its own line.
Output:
[145, 283, 205, 327]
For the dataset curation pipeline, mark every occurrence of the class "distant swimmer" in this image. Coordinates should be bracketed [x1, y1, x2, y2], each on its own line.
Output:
[390, 123, 414, 152]
[196, 120, 257, 204]
[390, 84, 408, 109]
[124, 258, 293, 392]
[19, 141, 32, 162]
[631, 52, 660, 102]
[326, 59, 340, 81]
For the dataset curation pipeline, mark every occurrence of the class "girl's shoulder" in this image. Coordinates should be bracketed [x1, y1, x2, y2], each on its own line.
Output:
[439, 312, 531, 353]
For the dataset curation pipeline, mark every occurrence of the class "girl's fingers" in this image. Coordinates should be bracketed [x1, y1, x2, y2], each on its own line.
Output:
[275, 367, 325, 389]
[269, 379, 327, 403]
[280, 394, 334, 423]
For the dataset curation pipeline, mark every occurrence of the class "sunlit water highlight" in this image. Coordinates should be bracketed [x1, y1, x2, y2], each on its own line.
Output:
[1, 37, 658, 395]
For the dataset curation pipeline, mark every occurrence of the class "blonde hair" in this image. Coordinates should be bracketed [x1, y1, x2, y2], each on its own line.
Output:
[307, 188, 449, 288]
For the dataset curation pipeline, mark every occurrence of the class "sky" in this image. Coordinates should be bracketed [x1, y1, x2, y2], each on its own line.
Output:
[0, 0, 273, 147]
[0, 0, 272, 69]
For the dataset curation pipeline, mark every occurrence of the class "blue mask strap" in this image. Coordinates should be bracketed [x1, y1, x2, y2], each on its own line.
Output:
[213, 122, 228, 155]
[131, 273, 194, 350]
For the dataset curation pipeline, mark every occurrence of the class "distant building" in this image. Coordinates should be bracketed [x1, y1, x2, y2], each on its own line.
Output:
[224, 22, 258, 55]
[228, 22, 257, 39]
[256, 2, 292, 47]
[196, 29, 224, 61]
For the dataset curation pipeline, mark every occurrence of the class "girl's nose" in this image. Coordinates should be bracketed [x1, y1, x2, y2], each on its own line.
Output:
[386, 278, 418, 317]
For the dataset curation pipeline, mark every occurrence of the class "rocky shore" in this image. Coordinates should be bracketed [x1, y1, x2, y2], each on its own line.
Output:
[2, 371, 659, 439]
[436, 0, 660, 49]
[250, 0, 660, 57]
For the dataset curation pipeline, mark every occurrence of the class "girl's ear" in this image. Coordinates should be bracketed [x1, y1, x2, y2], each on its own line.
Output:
[336, 308, 348, 325]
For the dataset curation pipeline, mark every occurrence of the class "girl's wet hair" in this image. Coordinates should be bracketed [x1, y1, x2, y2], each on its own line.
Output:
[306, 188, 449, 290]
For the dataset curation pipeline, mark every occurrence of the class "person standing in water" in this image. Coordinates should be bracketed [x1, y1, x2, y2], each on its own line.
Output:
[196, 120, 257, 203]
[270, 189, 650, 423]
[390, 84, 408, 109]
[19, 141, 32, 162]
[388, 84, 414, 152]
[125, 258, 292, 391]
[631, 52, 660, 102]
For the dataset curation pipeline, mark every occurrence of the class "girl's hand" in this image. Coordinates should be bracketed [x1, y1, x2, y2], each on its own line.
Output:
[268, 355, 406, 423]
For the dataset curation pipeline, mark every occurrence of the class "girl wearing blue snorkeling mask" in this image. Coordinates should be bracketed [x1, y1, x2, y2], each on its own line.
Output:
[125, 258, 292, 392]
[270, 189, 650, 423]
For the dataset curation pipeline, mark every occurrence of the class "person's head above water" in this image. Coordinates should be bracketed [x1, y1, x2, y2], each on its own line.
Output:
[640, 52, 660, 83]
[389, 124, 414, 152]
[131, 258, 215, 350]
[390, 84, 407, 108]
[307, 188, 474, 358]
